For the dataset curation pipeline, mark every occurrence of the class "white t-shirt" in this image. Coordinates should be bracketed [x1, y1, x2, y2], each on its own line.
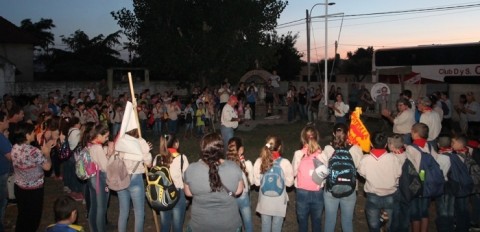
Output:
[221, 104, 238, 129]
[270, 75, 280, 88]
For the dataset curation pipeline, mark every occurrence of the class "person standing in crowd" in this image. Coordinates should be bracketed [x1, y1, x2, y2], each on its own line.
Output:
[11, 122, 54, 232]
[218, 82, 231, 114]
[463, 92, 480, 140]
[270, 70, 281, 105]
[358, 132, 401, 232]
[297, 86, 308, 121]
[348, 83, 359, 112]
[87, 124, 113, 232]
[320, 123, 363, 232]
[7, 106, 25, 144]
[309, 88, 322, 123]
[265, 80, 275, 117]
[382, 98, 416, 144]
[0, 112, 12, 232]
[220, 95, 240, 149]
[329, 93, 349, 124]
[117, 129, 152, 232]
[417, 97, 442, 148]
[246, 82, 258, 120]
[440, 91, 453, 134]
[454, 94, 469, 134]
[184, 133, 244, 231]
[292, 126, 324, 232]
[167, 98, 182, 135]
[155, 134, 188, 232]
[253, 135, 294, 232]
[63, 117, 84, 201]
[226, 137, 254, 232]
[405, 123, 450, 232]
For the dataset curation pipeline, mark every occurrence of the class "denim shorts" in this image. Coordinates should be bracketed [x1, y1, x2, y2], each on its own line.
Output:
[409, 197, 430, 220]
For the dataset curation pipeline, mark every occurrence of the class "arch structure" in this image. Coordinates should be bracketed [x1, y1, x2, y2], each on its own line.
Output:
[239, 69, 272, 84]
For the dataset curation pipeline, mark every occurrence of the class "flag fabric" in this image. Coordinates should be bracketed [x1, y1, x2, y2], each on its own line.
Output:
[115, 101, 144, 160]
[348, 107, 371, 153]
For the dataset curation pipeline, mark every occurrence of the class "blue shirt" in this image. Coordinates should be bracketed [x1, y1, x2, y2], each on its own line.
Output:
[46, 223, 84, 232]
[0, 134, 12, 175]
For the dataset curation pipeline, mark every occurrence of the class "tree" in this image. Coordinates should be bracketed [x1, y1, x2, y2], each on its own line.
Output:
[20, 18, 55, 54]
[269, 32, 303, 81]
[341, 46, 374, 82]
[112, 0, 287, 85]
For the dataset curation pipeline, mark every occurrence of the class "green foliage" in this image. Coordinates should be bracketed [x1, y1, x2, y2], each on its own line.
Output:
[20, 18, 55, 53]
[342, 46, 374, 82]
[112, 0, 289, 85]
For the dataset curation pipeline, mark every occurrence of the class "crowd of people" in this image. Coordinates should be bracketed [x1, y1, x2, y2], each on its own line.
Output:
[0, 80, 480, 232]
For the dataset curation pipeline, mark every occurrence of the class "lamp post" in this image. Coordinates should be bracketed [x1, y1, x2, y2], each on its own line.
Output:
[306, 1, 335, 103]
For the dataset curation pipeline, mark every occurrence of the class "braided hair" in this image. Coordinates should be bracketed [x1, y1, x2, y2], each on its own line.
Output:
[200, 133, 225, 192]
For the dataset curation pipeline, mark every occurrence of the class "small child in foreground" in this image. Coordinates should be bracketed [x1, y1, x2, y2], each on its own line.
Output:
[46, 196, 84, 232]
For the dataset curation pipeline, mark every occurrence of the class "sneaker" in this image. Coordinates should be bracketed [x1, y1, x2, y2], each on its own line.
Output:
[69, 192, 84, 201]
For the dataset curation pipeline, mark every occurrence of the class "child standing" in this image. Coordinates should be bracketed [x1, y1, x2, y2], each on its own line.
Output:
[358, 132, 401, 231]
[46, 196, 85, 232]
[183, 103, 194, 138]
[291, 125, 324, 232]
[253, 135, 294, 232]
[195, 102, 206, 137]
[226, 137, 254, 232]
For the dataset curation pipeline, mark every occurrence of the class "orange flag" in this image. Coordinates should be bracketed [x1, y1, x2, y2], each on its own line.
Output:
[348, 107, 371, 153]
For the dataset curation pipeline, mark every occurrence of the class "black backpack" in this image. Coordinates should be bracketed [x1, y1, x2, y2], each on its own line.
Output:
[398, 158, 422, 202]
[326, 146, 357, 198]
[185, 112, 193, 123]
[446, 152, 474, 197]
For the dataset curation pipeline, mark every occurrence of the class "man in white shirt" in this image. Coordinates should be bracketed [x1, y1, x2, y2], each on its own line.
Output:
[270, 70, 281, 105]
[382, 98, 416, 144]
[417, 97, 442, 146]
[220, 95, 240, 149]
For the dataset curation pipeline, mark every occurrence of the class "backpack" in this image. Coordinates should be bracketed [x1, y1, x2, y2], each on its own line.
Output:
[326, 146, 357, 198]
[58, 130, 75, 161]
[106, 154, 139, 191]
[296, 154, 320, 190]
[260, 158, 285, 197]
[145, 154, 183, 211]
[446, 153, 474, 197]
[74, 146, 99, 180]
[398, 158, 422, 202]
[458, 152, 480, 194]
[412, 144, 445, 198]
[440, 101, 450, 116]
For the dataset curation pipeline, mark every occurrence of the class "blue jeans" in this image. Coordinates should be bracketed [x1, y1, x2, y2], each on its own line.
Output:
[88, 172, 109, 232]
[168, 119, 178, 134]
[220, 125, 234, 151]
[237, 192, 253, 232]
[159, 188, 187, 232]
[324, 190, 357, 232]
[288, 104, 295, 122]
[298, 104, 308, 120]
[365, 193, 395, 232]
[153, 119, 162, 135]
[63, 155, 83, 193]
[391, 191, 410, 232]
[335, 116, 347, 124]
[261, 215, 283, 232]
[118, 174, 145, 232]
[435, 193, 454, 232]
[0, 173, 8, 232]
[296, 188, 324, 232]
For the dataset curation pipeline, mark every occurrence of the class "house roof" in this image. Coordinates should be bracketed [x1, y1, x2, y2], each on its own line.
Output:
[0, 16, 38, 44]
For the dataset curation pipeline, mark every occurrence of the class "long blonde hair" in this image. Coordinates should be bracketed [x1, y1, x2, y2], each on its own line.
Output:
[300, 125, 321, 155]
[260, 135, 282, 174]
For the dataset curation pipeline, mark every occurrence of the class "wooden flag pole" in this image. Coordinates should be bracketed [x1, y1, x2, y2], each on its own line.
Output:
[127, 72, 160, 232]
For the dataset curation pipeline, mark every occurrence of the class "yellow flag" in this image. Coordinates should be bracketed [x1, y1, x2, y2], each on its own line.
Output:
[348, 107, 371, 153]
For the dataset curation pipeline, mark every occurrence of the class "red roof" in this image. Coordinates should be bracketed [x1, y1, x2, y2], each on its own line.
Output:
[0, 16, 38, 44]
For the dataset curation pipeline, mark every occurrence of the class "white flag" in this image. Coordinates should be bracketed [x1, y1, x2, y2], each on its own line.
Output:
[115, 101, 143, 160]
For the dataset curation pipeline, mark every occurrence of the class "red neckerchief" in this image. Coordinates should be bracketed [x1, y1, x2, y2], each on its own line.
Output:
[468, 140, 480, 148]
[423, 107, 432, 112]
[413, 138, 427, 148]
[272, 151, 281, 160]
[454, 147, 469, 155]
[438, 147, 452, 154]
[168, 148, 180, 158]
[370, 149, 387, 159]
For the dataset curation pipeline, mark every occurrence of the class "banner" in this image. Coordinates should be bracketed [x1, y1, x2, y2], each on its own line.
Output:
[115, 101, 143, 160]
[348, 107, 371, 153]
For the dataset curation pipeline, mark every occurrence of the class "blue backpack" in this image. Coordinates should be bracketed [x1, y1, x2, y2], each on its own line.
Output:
[326, 146, 357, 198]
[446, 152, 474, 197]
[260, 158, 285, 197]
[412, 144, 445, 198]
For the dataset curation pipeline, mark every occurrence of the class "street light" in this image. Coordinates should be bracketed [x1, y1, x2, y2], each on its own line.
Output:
[306, 1, 335, 105]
